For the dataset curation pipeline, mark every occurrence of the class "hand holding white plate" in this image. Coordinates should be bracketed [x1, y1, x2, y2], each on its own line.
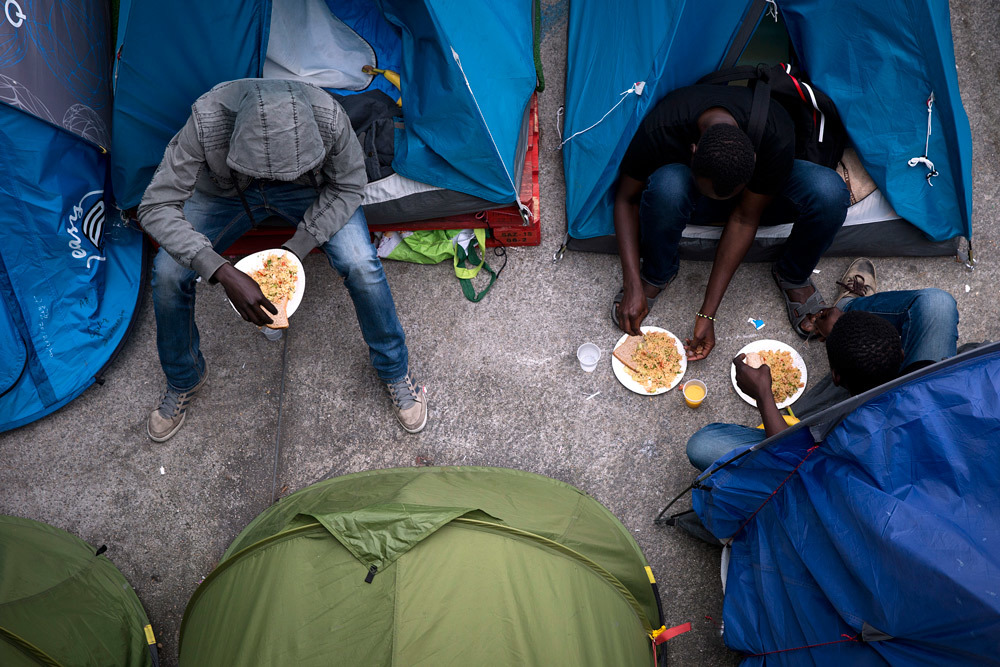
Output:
[231, 248, 305, 319]
[612, 326, 687, 395]
[730, 339, 807, 409]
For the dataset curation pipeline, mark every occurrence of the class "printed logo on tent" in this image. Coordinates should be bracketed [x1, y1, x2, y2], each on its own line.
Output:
[66, 189, 106, 269]
[4, 0, 25, 29]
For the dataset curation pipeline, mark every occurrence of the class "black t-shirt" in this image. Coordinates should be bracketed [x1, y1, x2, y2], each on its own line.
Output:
[620, 85, 795, 196]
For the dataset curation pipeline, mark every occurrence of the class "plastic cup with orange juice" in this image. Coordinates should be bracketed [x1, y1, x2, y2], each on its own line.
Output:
[682, 380, 707, 408]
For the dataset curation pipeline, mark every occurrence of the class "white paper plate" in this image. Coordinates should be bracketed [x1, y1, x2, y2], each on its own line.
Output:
[730, 339, 807, 409]
[231, 249, 305, 319]
[612, 326, 687, 395]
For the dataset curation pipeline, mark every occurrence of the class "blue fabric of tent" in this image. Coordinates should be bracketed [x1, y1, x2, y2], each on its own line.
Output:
[692, 345, 1000, 665]
[0, 0, 144, 432]
[111, 0, 535, 209]
[563, 0, 972, 245]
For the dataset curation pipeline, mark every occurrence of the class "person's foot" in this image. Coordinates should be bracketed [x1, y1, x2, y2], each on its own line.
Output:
[385, 374, 427, 434]
[776, 282, 821, 335]
[612, 279, 666, 330]
[772, 267, 826, 337]
[833, 258, 877, 307]
[147, 366, 209, 443]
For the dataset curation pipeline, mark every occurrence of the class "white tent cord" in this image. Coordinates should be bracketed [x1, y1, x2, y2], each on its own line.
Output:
[450, 46, 532, 223]
[907, 92, 938, 186]
[556, 105, 564, 142]
[558, 82, 644, 150]
[765, 0, 779, 21]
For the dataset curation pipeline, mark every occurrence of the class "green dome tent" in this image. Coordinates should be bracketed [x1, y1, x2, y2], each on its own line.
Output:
[180, 467, 673, 665]
[0, 515, 158, 667]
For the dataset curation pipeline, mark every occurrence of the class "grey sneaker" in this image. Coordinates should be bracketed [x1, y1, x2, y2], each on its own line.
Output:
[385, 374, 427, 434]
[147, 366, 209, 443]
[833, 258, 877, 308]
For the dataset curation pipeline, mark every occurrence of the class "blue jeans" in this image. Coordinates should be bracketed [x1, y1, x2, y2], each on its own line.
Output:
[686, 288, 959, 471]
[639, 160, 849, 287]
[151, 182, 408, 391]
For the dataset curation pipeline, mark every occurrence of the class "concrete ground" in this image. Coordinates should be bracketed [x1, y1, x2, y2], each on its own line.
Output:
[2, 1, 997, 665]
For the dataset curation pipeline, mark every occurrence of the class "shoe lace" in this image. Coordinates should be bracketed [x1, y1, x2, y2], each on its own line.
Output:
[157, 387, 183, 418]
[386, 377, 418, 410]
[836, 274, 869, 298]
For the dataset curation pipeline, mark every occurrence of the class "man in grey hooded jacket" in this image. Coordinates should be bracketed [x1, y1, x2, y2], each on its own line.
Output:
[138, 79, 426, 441]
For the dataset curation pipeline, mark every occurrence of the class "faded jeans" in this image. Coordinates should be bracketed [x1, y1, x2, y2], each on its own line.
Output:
[151, 182, 408, 391]
[685, 288, 959, 471]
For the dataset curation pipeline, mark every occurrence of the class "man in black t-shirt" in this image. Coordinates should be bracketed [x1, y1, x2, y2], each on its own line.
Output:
[612, 85, 849, 360]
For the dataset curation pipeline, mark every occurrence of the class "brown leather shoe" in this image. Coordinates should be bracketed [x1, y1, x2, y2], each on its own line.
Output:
[833, 258, 877, 307]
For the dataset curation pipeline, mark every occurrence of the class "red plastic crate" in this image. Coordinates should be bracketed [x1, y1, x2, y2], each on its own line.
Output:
[222, 94, 540, 256]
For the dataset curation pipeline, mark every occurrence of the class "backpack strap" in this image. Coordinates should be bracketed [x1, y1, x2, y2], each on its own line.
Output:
[746, 64, 771, 151]
[720, 0, 770, 69]
[696, 65, 758, 86]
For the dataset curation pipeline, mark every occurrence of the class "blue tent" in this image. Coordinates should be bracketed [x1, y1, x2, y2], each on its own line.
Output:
[0, 0, 145, 432]
[110, 0, 537, 211]
[561, 0, 972, 257]
[691, 343, 1000, 665]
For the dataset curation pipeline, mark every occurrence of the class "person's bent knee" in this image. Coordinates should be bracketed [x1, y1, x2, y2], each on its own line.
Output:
[642, 164, 695, 219]
[151, 250, 196, 296]
[645, 164, 694, 200]
[686, 423, 731, 472]
[812, 168, 851, 211]
[914, 288, 958, 320]
[342, 251, 387, 287]
[792, 163, 849, 221]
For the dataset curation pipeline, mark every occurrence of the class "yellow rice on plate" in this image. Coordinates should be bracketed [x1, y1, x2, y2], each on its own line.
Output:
[758, 349, 804, 403]
[625, 332, 683, 393]
[249, 254, 298, 302]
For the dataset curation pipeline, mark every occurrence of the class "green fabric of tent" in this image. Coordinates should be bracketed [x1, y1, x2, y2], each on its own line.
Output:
[0, 516, 156, 667]
[180, 467, 663, 666]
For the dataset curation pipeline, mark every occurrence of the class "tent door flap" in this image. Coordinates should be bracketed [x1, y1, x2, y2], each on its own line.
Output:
[263, 0, 376, 90]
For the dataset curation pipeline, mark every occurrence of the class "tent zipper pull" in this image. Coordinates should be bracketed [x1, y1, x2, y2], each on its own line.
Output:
[364, 565, 377, 584]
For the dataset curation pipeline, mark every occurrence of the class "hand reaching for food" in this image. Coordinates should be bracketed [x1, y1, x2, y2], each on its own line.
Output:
[734, 352, 774, 404]
[685, 317, 715, 361]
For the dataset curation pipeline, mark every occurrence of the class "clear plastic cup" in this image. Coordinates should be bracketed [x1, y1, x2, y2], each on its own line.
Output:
[261, 326, 284, 341]
[577, 343, 601, 372]
[682, 379, 707, 408]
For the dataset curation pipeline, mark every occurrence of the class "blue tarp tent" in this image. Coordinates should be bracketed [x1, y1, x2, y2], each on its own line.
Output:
[561, 0, 972, 258]
[110, 0, 537, 213]
[0, 0, 145, 432]
[691, 343, 1000, 665]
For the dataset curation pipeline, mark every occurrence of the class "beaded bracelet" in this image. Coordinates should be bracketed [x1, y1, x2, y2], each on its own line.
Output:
[696, 311, 716, 322]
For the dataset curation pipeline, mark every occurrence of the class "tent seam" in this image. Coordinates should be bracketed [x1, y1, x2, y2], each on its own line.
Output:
[452, 518, 653, 631]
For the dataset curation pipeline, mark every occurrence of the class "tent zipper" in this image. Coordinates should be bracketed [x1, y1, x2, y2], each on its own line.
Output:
[365, 565, 378, 583]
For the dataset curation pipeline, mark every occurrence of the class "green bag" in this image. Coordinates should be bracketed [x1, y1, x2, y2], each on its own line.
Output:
[382, 229, 496, 302]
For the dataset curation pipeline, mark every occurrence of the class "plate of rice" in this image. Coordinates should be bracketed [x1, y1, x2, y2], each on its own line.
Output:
[612, 326, 687, 395]
[730, 339, 807, 409]
[231, 249, 305, 319]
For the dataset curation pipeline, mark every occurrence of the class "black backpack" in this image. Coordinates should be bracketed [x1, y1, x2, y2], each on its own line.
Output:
[697, 63, 847, 169]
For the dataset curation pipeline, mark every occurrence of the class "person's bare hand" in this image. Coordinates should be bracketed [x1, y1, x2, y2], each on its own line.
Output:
[733, 353, 774, 403]
[617, 285, 648, 336]
[214, 263, 276, 326]
[685, 317, 716, 360]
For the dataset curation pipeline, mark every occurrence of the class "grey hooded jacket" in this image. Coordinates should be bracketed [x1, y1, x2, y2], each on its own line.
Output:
[138, 79, 367, 280]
